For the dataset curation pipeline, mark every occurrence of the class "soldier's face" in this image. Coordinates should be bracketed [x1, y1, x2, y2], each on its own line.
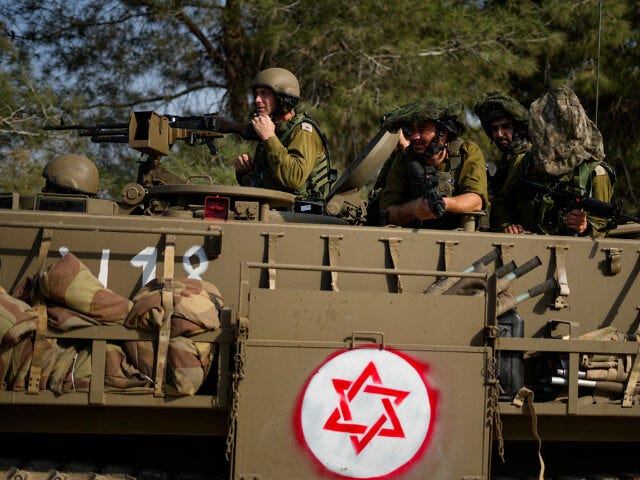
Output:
[409, 121, 447, 156]
[254, 87, 278, 116]
[490, 117, 514, 147]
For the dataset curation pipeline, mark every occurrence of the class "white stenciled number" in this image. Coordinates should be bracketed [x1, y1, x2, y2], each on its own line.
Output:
[99, 249, 110, 288]
[131, 247, 158, 287]
[183, 245, 209, 279]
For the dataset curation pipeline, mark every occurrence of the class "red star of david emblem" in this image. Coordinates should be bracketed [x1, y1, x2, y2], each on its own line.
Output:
[323, 361, 410, 454]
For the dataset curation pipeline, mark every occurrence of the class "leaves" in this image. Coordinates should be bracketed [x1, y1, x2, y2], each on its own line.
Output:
[0, 0, 639, 214]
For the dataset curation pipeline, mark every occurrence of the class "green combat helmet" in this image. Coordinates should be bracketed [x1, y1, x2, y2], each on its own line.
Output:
[252, 67, 301, 112]
[529, 85, 605, 176]
[42, 153, 100, 196]
[382, 96, 466, 141]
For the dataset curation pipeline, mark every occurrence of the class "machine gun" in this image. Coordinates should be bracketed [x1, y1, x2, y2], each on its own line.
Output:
[44, 111, 239, 189]
[167, 114, 259, 141]
[408, 160, 446, 218]
[519, 178, 640, 229]
[44, 111, 225, 157]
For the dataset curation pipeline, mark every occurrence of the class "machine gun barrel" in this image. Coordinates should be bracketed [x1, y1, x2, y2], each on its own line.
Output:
[44, 122, 130, 143]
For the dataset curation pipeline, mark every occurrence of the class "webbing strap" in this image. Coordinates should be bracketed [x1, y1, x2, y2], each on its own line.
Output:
[322, 235, 343, 292]
[550, 245, 570, 309]
[386, 237, 404, 293]
[512, 387, 546, 480]
[28, 228, 53, 394]
[622, 344, 640, 407]
[154, 234, 175, 397]
[262, 232, 283, 290]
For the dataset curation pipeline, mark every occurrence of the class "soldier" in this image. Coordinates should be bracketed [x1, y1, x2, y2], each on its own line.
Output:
[473, 91, 530, 200]
[490, 85, 615, 237]
[41, 153, 100, 198]
[378, 97, 488, 229]
[234, 67, 333, 200]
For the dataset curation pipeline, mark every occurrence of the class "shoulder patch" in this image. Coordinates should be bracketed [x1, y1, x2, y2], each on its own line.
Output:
[300, 122, 313, 132]
[594, 165, 607, 176]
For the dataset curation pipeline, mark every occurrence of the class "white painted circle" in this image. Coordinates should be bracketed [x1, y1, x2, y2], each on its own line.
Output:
[299, 348, 432, 478]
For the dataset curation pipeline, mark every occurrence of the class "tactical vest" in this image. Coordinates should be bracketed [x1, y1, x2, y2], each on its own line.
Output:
[251, 112, 332, 199]
[488, 143, 530, 197]
[517, 154, 615, 235]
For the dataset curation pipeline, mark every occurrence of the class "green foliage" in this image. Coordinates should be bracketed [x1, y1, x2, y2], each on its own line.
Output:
[1, 0, 639, 215]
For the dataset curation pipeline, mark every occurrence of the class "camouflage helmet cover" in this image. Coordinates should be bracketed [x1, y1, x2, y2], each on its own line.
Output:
[382, 97, 466, 140]
[42, 153, 100, 195]
[252, 67, 301, 99]
[529, 85, 605, 176]
[473, 91, 529, 138]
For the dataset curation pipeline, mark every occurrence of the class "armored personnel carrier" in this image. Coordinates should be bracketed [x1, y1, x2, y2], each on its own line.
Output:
[1, 112, 640, 480]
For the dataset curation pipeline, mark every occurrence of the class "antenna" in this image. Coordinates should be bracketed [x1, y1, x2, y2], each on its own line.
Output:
[595, 0, 603, 126]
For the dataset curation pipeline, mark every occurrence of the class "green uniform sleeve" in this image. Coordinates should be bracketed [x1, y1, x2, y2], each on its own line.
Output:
[586, 167, 614, 237]
[263, 123, 324, 190]
[456, 142, 489, 210]
[379, 152, 409, 210]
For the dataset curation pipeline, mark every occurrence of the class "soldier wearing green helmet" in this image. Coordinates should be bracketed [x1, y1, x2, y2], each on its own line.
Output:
[377, 97, 488, 229]
[41, 153, 100, 197]
[473, 91, 530, 200]
[234, 67, 333, 201]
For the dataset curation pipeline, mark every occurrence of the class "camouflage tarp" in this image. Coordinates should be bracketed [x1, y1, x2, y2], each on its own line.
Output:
[0, 336, 58, 391]
[124, 278, 224, 395]
[0, 264, 223, 395]
[125, 278, 223, 335]
[0, 286, 38, 344]
[529, 85, 605, 176]
[37, 252, 133, 327]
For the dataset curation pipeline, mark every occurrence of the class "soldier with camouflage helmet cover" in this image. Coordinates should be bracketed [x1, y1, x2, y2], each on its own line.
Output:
[491, 85, 615, 236]
[473, 91, 530, 199]
[234, 67, 333, 201]
[378, 96, 488, 229]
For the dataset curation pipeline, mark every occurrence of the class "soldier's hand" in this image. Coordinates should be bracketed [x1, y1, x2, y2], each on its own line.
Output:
[413, 198, 437, 221]
[235, 154, 254, 175]
[565, 209, 587, 234]
[504, 224, 525, 234]
[252, 114, 276, 141]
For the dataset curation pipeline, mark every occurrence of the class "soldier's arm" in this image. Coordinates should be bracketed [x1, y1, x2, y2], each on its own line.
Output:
[443, 192, 483, 213]
[456, 142, 489, 210]
[583, 166, 615, 236]
[263, 124, 323, 190]
[380, 156, 420, 226]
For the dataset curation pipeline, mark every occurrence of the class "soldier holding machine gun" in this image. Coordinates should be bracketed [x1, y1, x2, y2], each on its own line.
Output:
[491, 85, 616, 236]
[378, 97, 488, 230]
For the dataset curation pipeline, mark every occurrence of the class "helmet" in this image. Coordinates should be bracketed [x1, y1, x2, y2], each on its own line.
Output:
[252, 68, 301, 112]
[529, 84, 604, 176]
[381, 97, 466, 140]
[42, 154, 100, 196]
[473, 91, 529, 139]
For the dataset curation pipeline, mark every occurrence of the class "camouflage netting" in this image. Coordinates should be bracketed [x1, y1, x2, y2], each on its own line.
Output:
[382, 97, 466, 139]
[529, 84, 605, 176]
[0, 255, 224, 396]
[473, 91, 529, 137]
